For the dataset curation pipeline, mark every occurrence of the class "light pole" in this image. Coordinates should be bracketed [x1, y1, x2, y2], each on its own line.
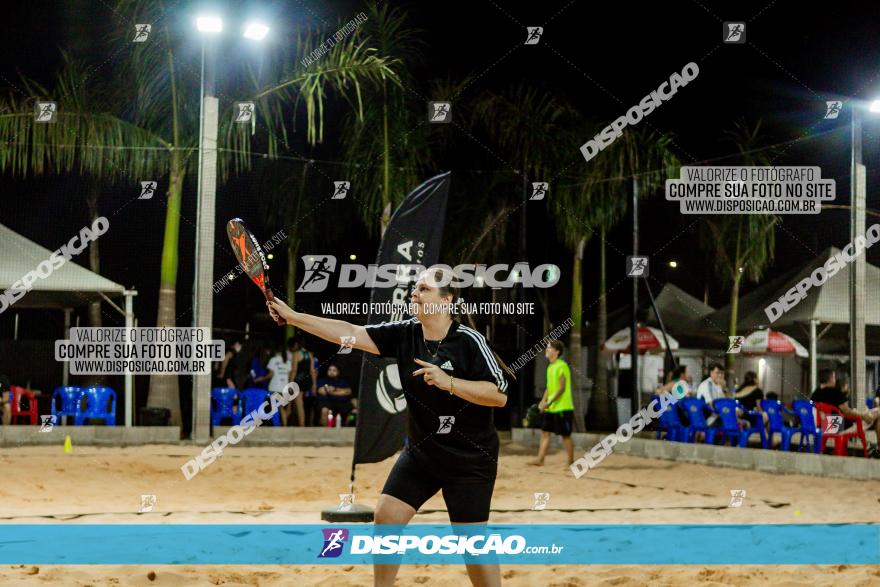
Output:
[631, 177, 639, 419]
[192, 15, 270, 442]
[848, 99, 880, 411]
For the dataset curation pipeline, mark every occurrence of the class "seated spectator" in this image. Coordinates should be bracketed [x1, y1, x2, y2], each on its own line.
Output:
[654, 369, 675, 395]
[734, 371, 764, 411]
[245, 345, 271, 389]
[661, 365, 691, 399]
[733, 371, 766, 430]
[689, 363, 726, 442]
[696, 363, 726, 423]
[0, 374, 10, 426]
[811, 369, 880, 458]
[316, 364, 354, 425]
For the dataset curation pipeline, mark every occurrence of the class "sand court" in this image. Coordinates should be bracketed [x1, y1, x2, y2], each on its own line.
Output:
[0, 441, 877, 585]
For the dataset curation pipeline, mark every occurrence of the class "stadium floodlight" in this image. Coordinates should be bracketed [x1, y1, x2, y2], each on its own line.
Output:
[870, 99, 880, 113]
[196, 15, 223, 33]
[243, 21, 270, 40]
[668, 260, 678, 268]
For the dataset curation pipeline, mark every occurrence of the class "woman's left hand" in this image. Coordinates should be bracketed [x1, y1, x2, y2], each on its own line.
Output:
[413, 358, 451, 391]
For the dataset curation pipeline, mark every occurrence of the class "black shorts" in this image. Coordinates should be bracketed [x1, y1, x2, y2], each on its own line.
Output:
[542, 410, 574, 437]
[382, 449, 496, 523]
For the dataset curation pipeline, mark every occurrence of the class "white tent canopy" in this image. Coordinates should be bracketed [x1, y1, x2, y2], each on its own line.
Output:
[0, 223, 128, 308]
[0, 223, 137, 426]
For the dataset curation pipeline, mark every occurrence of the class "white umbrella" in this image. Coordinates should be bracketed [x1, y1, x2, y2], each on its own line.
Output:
[603, 326, 679, 353]
[741, 329, 808, 358]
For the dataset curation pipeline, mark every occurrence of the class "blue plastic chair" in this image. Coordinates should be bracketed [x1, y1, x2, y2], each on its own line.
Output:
[52, 386, 84, 425]
[211, 387, 239, 426]
[790, 399, 821, 453]
[75, 387, 116, 426]
[712, 398, 766, 448]
[679, 397, 718, 444]
[652, 395, 685, 441]
[760, 399, 796, 450]
[239, 388, 281, 427]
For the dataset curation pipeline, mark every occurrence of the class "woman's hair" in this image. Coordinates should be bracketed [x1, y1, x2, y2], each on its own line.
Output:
[672, 364, 687, 379]
[425, 265, 516, 380]
[288, 334, 307, 352]
[738, 371, 758, 389]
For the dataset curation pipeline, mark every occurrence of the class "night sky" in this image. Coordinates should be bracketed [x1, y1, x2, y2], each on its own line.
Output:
[3, 1, 880, 407]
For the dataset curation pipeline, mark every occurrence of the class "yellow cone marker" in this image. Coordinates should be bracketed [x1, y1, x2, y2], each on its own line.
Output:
[63, 435, 72, 453]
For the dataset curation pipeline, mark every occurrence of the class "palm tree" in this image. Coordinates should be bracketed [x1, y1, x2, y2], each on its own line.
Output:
[118, 1, 394, 423]
[466, 85, 574, 420]
[0, 1, 394, 424]
[555, 127, 679, 432]
[339, 1, 431, 237]
[0, 51, 169, 320]
[0, 52, 165, 387]
[701, 119, 777, 380]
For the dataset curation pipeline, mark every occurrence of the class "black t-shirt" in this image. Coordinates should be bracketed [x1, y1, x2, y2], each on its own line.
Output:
[364, 318, 508, 478]
[811, 386, 847, 408]
[736, 386, 764, 410]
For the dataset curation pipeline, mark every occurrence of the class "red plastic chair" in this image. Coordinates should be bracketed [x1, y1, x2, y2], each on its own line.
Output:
[10, 385, 38, 425]
[814, 402, 868, 457]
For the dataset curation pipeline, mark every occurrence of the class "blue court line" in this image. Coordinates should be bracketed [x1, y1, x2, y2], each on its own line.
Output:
[0, 524, 876, 565]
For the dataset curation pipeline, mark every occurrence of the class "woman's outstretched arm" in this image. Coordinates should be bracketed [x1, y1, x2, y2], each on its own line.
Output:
[267, 298, 381, 356]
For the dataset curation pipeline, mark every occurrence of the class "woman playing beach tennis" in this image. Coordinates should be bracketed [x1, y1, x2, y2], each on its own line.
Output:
[267, 266, 510, 587]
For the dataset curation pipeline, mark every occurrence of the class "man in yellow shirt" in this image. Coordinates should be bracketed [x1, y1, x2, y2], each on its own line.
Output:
[530, 340, 574, 467]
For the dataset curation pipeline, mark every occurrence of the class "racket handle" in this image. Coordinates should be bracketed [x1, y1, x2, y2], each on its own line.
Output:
[264, 289, 286, 326]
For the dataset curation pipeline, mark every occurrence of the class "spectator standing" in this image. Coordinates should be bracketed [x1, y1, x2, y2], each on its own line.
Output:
[216, 338, 243, 389]
[267, 344, 293, 425]
[246, 345, 272, 389]
[289, 336, 317, 427]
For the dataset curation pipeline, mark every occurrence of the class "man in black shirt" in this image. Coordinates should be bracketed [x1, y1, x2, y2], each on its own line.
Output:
[811, 369, 880, 457]
[268, 266, 509, 587]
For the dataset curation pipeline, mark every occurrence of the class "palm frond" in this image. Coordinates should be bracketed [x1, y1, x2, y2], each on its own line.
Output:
[0, 51, 170, 180]
[253, 27, 397, 145]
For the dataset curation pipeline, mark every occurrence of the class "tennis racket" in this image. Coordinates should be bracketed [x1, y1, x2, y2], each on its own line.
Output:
[226, 218, 284, 324]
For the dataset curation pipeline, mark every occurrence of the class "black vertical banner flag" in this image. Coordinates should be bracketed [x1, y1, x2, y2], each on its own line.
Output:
[353, 172, 450, 465]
